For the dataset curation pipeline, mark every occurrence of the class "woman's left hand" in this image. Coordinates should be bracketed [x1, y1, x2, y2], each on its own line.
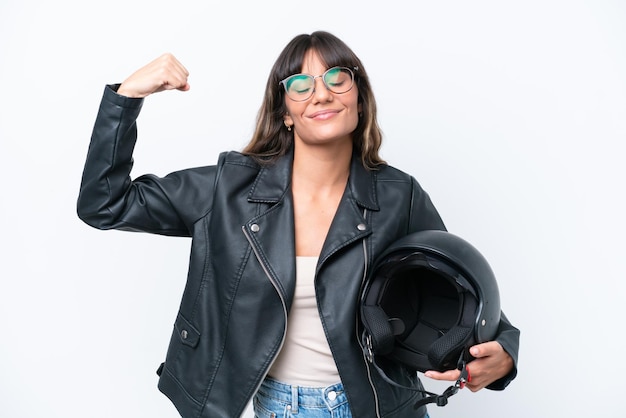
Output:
[424, 341, 513, 392]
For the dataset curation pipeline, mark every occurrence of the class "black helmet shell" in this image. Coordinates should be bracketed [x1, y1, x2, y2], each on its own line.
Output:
[361, 230, 501, 372]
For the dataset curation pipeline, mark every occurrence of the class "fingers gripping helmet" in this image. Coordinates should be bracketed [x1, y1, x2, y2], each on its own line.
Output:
[360, 230, 500, 382]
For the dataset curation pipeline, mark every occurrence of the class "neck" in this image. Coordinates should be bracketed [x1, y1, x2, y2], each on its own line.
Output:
[292, 140, 352, 190]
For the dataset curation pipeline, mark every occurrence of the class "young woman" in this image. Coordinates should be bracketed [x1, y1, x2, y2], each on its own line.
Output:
[78, 31, 519, 418]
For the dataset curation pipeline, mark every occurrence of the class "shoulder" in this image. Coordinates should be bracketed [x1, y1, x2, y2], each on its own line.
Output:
[375, 164, 412, 181]
[219, 151, 262, 169]
[375, 164, 425, 192]
[163, 151, 260, 187]
[211, 151, 266, 187]
[373, 163, 445, 230]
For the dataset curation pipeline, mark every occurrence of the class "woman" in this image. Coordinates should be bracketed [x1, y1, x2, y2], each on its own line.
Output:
[77, 31, 519, 418]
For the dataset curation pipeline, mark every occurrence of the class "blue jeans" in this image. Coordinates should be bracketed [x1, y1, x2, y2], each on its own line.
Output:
[253, 377, 352, 418]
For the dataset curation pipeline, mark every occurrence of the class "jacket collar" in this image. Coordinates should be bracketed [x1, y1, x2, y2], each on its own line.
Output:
[247, 146, 380, 211]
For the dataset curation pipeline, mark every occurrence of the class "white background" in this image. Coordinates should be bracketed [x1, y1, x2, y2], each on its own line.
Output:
[1, 1, 625, 417]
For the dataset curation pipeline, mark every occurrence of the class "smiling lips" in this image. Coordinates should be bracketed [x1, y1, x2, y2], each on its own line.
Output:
[308, 109, 341, 120]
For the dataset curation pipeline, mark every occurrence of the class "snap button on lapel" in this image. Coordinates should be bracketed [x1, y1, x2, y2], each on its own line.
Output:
[357, 223, 367, 231]
[251, 224, 260, 232]
[181, 330, 188, 340]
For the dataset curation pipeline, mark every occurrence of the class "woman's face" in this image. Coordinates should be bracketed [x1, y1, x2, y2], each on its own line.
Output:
[283, 50, 361, 148]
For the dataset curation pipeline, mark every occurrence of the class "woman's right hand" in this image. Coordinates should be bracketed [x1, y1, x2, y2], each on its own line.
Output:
[117, 53, 190, 98]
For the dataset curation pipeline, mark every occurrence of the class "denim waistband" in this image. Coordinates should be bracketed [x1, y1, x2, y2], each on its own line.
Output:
[258, 377, 348, 412]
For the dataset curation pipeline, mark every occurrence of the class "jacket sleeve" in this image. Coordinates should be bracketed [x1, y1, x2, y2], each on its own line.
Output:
[77, 85, 218, 236]
[408, 176, 520, 390]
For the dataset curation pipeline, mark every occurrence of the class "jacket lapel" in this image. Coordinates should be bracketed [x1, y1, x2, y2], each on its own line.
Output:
[245, 151, 296, 302]
[244, 150, 381, 301]
[319, 155, 379, 264]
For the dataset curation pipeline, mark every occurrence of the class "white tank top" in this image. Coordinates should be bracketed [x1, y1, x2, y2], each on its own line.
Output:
[268, 256, 341, 386]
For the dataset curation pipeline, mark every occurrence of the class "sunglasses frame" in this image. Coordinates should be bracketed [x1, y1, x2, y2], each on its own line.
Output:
[279, 66, 358, 102]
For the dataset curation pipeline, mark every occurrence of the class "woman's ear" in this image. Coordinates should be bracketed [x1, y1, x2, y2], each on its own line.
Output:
[283, 113, 293, 127]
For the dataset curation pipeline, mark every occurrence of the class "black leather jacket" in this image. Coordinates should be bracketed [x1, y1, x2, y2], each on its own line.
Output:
[77, 86, 519, 418]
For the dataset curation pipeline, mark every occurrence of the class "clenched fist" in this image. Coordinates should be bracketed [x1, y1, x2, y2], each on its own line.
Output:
[117, 53, 190, 98]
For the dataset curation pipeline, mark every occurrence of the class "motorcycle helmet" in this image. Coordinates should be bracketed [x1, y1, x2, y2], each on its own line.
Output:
[360, 229, 501, 377]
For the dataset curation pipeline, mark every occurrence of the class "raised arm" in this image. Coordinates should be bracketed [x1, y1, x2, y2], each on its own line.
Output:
[77, 54, 216, 236]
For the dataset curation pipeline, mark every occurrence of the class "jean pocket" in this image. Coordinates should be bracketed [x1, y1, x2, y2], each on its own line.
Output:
[253, 394, 278, 418]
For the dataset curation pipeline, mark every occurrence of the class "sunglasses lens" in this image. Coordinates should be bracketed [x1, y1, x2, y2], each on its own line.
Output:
[281, 67, 354, 101]
[323, 67, 353, 94]
[284, 74, 314, 101]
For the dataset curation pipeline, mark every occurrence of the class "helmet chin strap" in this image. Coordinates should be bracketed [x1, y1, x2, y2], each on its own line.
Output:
[363, 336, 469, 409]
[412, 359, 469, 409]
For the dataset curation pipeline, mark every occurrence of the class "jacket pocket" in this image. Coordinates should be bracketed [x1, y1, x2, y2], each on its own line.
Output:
[159, 313, 207, 403]
[174, 313, 201, 348]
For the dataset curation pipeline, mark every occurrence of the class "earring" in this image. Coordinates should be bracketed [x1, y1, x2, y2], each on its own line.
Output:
[285, 123, 292, 131]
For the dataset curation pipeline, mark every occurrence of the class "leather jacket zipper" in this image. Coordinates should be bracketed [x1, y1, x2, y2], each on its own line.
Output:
[241, 224, 289, 412]
[355, 209, 382, 418]
[243, 212, 381, 417]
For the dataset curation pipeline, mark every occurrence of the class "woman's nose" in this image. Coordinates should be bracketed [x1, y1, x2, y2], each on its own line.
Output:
[311, 77, 333, 103]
